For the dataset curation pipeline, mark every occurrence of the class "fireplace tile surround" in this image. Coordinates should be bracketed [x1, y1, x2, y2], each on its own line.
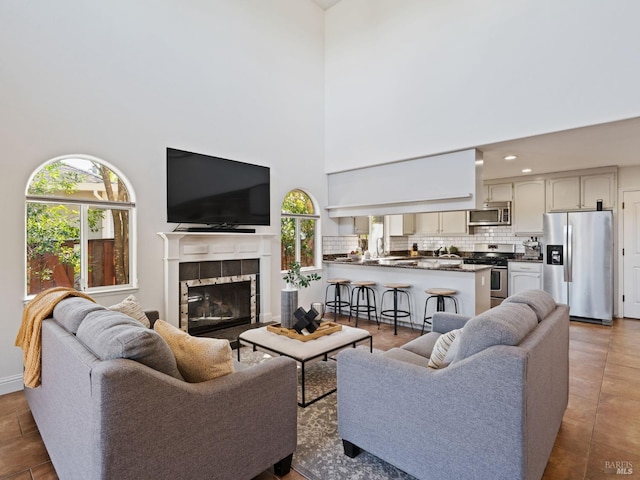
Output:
[158, 232, 275, 331]
[179, 259, 259, 334]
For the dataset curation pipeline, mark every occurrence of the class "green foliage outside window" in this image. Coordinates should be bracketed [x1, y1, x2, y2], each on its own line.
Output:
[26, 159, 130, 294]
[281, 189, 317, 270]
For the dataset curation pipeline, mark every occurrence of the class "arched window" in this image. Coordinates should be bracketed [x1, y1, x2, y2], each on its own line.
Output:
[26, 155, 136, 296]
[281, 189, 319, 271]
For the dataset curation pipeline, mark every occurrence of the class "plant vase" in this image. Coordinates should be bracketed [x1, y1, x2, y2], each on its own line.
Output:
[281, 287, 298, 329]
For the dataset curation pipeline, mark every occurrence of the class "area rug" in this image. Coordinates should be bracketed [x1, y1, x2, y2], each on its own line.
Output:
[238, 348, 417, 480]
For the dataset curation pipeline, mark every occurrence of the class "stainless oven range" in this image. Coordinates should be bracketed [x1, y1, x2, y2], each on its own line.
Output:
[463, 243, 515, 307]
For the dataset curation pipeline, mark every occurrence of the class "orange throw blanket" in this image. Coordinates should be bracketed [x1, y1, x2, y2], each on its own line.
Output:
[15, 287, 95, 388]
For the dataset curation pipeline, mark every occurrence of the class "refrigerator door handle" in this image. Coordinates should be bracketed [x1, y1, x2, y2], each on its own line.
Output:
[566, 223, 573, 283]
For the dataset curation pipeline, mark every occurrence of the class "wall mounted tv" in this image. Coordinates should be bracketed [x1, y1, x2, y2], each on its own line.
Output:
[167, 147, 270, 231]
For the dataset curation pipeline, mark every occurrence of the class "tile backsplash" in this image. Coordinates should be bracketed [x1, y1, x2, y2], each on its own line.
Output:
[324, 226, 543, 255]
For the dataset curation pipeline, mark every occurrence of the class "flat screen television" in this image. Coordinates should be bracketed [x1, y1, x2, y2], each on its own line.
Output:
[166, 147, 270, 229]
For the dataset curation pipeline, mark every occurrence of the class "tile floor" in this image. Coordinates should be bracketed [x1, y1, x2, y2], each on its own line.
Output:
[1, 315, 639, 480]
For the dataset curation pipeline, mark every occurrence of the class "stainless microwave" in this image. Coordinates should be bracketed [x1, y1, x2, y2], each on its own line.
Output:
[467, 201, 511, 226]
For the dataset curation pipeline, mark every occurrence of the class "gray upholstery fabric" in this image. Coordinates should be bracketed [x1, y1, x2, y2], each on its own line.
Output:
[25, 301, 298, 480]
[400, 332, 440, 358]
[454, 302, 537, 362]
[382, 347, 431, 367]
[503, 289, 557, 322]
[431, 311, 471, 333]
[76, 310, 183, 380]
[337, 299, 569, 480]
[52, 297, 107, 334]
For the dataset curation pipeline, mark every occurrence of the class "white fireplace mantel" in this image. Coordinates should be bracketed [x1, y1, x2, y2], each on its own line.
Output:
[158, 231, 276, 327]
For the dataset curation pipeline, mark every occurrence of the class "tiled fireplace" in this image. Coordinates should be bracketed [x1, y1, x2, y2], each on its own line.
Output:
[179, 259, 258, 335]
[158, 232, 274, 332]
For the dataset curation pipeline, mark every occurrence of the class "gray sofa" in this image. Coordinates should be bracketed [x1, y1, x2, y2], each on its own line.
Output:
[24, 297, 298, 480]
[337, 289, 569, 480]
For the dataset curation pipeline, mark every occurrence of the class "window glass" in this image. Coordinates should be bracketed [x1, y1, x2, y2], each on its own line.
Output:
[281, 189, 318, 271]
[26, 157, 135, 295]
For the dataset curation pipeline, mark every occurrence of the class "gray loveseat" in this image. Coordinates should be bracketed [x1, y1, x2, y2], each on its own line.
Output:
[337, 289, 569, 480]
[24, 297, 298, 480]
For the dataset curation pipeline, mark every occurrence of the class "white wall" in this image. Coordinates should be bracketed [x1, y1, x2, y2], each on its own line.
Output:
[325, 0, 640, 172]
[0, 0, 326, 393]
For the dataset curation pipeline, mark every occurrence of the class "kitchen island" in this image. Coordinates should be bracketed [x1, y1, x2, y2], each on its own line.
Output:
[323, 258, 491, 329]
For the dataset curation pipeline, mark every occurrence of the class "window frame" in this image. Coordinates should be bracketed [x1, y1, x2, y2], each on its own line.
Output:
[280, 190, 320, 272]
[25, 155, 137, 298]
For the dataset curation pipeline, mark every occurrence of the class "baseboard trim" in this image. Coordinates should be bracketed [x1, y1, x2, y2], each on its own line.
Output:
[0, 374, 24, 395]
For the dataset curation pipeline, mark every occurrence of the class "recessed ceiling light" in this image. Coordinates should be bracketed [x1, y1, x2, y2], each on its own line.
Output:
[504, 155, 517, 161]
[522, 168, 532, 173]
[475, 160, 484, 165]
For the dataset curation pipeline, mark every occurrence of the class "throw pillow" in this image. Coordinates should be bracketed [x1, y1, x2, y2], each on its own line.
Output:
[108, 295, 150, 328]
[427, 328, 462, 369]
[76, 310, 183, 380]
[154, 320, 234, 382]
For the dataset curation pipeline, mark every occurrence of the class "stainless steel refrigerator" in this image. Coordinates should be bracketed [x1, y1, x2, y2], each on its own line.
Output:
[543, 211, 613, 325]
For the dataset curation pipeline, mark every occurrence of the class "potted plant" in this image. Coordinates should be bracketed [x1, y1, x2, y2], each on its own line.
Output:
[281, 262, 321, 328]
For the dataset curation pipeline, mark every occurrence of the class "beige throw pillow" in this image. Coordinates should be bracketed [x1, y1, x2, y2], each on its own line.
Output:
[427, 328, 462, 370]
[108, 295, 150, 328]
[153, 320, 234, 382]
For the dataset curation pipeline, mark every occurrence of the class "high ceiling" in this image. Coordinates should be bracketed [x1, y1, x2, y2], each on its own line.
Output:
[478, 117, 640, 179]
[311, 0, 341, 10]
[310, 0, 639, 179]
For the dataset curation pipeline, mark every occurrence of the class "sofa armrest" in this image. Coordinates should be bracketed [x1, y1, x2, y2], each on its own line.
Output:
[432, 311, 470, 333]
[91, 355, 297, 480]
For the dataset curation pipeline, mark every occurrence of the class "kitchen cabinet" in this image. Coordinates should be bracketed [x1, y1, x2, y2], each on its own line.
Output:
[509, 262, 542, 295]
[483, 183, 513, 202]
[513, 180, 545, 234]
[415, 211, 467, 235]
[582, 173, 615, 209]
[338, 216, 369, 236]
[387, 214, 415, 236]
[546, 173, 615, 211]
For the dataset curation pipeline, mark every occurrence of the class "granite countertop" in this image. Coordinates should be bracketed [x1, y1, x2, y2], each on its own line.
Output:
[323, 258, 492, 273]
[509, 257, 544, 263]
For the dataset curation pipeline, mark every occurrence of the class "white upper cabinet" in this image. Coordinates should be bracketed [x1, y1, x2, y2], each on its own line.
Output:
[582, 173, 615, 209]
[387, 214, 415, 236]
[483, 183, 513, 202]
[338, 216, 369, 235]
[547, 177, 581, 211]
[513, 180, 545, 234]
[415, 212, 440, 235]
[415, 211, 467, 235]
[547, 172, 615, 211]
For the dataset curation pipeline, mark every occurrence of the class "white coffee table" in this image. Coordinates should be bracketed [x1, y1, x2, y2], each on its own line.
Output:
[238, 324, 372, 407]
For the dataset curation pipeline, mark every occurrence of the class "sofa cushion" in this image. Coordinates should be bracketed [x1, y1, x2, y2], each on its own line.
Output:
[454, 303, 538, 362]
[401, 332, 440, 358]
[52, 297, 107, 334]
[108, 295, 150, 328]
[502, 289, 556, 322]
[427, 328, 462, 369]
[383, 348, 431, 368]
[153, 320, 234, 382]
[76, 310, 183, 380]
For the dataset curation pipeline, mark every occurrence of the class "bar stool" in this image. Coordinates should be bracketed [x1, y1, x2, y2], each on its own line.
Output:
[348, 281, 380, 328]
[422, 288, 459, 334]
[324, 278, 351, 321]
[380, 283, 414, 335]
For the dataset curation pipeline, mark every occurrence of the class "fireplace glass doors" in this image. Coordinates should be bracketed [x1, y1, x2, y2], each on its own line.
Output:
[180, 275, 257, 335]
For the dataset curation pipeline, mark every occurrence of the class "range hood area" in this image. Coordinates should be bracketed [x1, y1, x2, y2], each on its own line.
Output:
[326, 149, 483, 218]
